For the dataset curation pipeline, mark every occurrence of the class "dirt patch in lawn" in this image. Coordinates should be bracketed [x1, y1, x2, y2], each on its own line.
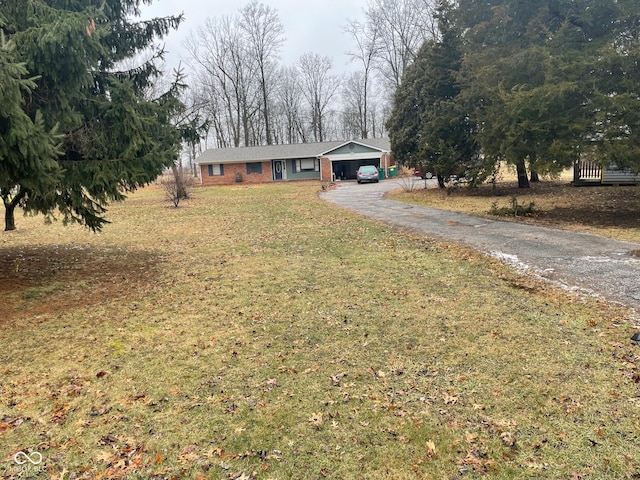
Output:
[0, 244, 162, 323]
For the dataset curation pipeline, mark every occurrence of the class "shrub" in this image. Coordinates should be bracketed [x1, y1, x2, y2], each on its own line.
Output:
[489, 196, 536, 217]
[396, 175, 425, 192]
[159, 168, 196, 207]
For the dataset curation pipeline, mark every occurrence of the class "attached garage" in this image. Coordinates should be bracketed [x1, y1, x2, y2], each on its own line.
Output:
[318, 139, 392, 183]
[332, 158, 380, 180]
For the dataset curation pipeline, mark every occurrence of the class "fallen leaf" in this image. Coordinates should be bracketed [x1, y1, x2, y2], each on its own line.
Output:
[426, 440, 437, 457]
[465, 432, 478, 444]
[330, 372, 347, 386]
[500, 432, 515, 447]
[309, 412, 324, 429]
[524, 460, 548, 470]
[442, 391, 458, 405]
[182, 444, 197, 455]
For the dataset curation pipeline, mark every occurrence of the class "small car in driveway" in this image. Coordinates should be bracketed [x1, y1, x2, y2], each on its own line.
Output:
[357, 165, 379, 183]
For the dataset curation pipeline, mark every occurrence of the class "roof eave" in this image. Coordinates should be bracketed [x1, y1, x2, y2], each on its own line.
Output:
[318, 140, 388, 156]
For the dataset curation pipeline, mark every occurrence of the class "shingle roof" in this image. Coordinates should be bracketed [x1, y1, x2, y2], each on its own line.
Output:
[196, 138, 390, 165]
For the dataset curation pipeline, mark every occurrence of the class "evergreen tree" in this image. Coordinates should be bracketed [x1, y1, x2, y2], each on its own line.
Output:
[457, 0, 640, 185]
[0, 0, 183, 230]
[0, 33, 62, 231]
[387, 2, 483, 188]
[385, 42, 429, 170]
[585, 0, 640, 171]
[390, 0, 640, 189]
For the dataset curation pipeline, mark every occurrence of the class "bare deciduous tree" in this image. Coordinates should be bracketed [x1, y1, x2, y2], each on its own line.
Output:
[182, 0, 429, 151]
[297, 53, 341, 142]
[177, 86, 210, 175]
[273, 66, 307, 144]
[341, 71, 366, 139]
[240, 0, 284, 145]
[363, 0, 439, 90]
[184, 14, 259, 147]
[344, 19, 380, 138]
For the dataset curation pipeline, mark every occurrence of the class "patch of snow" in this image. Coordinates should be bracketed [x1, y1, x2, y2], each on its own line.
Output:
[488, 251, 530, 273]
[578, 255, 640, 264]
[488, 251, 611, 305]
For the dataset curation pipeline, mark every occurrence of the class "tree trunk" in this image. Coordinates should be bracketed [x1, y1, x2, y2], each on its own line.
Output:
[362, 72, 368, 139]
[3, 188, 26, 231]
[4, 202, 16, 231]
[530, 169, 540, 182]
[260, 65, 272, 146]
[437, 174, 446, 189]
[516, 159, 530, 188]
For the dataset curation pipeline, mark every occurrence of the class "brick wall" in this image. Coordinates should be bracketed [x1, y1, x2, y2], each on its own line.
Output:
[320, 157, 333, 183]
[200, 162, 272, 186]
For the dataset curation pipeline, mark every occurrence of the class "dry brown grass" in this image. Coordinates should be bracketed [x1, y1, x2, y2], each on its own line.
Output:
[0, 183, 639, 479]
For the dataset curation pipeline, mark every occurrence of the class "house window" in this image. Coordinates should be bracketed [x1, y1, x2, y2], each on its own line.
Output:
[246, 162, 263, 174]
[207, 164, 224, 176]
[295, 159, 319, 172]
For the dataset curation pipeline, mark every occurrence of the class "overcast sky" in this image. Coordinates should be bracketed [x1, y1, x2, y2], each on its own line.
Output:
[140, 0, 370, 73]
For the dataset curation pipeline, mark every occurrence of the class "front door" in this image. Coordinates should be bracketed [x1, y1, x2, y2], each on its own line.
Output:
[273, 160, 284, 180]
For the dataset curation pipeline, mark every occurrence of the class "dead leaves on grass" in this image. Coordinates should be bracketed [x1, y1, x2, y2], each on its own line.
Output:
[3, 184, 640, 478]
[40, 438, 273, 479]
[0, 415, 27, 431]
[425, 439, 437, 458]
[96, 441, 146, 478]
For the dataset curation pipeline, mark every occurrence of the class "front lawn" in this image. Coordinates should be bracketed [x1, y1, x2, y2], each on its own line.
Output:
[0, 183, 638, 479]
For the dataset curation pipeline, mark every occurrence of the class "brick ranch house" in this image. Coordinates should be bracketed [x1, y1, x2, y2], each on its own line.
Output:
[195, 138, 393, 186]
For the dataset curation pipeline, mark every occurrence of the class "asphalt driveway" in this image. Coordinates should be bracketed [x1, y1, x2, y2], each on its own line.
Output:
[321, 178, 640, 311]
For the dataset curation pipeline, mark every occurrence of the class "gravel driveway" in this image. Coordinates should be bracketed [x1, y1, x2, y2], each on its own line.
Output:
[321, 178, 640, 311]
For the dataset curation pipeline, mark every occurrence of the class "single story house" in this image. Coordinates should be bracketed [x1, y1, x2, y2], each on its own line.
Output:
[195, 138, 393, 186]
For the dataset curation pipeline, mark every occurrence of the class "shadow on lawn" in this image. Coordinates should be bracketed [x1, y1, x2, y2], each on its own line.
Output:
[540, 205, 640, 230]
[447, 181, 640, 231]
[0, 244, 163, 323]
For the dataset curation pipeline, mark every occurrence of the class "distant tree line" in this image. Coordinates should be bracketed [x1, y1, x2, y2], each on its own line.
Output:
[182, 0, 439, 152]
[387, 0, 640, 188]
